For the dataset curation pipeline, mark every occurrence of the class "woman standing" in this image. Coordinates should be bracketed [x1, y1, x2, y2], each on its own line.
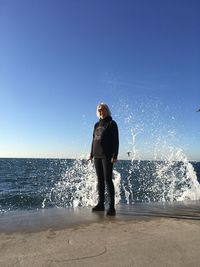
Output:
[88, 103, 119, 216]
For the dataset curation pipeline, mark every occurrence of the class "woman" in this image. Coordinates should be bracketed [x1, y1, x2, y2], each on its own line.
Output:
[88, 103, 119, 216]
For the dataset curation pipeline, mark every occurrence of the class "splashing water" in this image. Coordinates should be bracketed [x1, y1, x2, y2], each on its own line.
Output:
[153, 148, 200, 202]
[114, 99, 200, 203]
[43, 158, 122, 208]
[43, 153, 200, 208]
[42, 155, 200, 208]
[118, 152, 200, 204]
[42, 98, 200, 208]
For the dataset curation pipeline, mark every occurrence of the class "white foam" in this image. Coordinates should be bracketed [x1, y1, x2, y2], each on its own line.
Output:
[45, 158, 122, 208]
[113, 99, 200, 203]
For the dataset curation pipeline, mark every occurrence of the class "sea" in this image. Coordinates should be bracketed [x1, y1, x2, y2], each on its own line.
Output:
[0, 157, 200, 232]
[0, 157, 200, 213]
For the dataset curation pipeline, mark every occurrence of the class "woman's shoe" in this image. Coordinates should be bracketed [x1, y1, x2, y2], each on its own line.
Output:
[106, 207, 116, 216]
[92, 204, 105, 212]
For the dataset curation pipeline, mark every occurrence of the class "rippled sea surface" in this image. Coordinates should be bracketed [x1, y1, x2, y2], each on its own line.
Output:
[0, 158, 200, 212]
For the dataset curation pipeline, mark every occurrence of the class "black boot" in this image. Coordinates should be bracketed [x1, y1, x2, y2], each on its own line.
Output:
[106, 207, 116, 216]
[92, 203, 105, 212]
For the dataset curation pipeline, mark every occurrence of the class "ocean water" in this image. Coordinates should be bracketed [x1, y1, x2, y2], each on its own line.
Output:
[0, 158, 200, 213]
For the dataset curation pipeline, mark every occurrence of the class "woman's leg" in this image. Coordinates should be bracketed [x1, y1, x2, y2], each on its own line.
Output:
[102, 158, 115, 210]
[94, 158, 105, 206]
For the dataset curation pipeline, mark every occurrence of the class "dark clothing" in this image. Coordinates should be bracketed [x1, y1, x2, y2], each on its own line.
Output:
[90, 116, 119, 209]
[90, 116, 119, 159]
[94, 158, 115, 208]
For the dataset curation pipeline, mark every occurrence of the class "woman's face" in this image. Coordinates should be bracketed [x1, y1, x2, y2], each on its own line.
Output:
[98, 105, 108, 119]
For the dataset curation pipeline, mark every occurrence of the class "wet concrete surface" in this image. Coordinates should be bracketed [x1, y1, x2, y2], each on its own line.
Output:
[0, 200, 199, 233]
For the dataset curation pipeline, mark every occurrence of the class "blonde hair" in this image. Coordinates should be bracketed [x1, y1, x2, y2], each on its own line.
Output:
[96, 103, 112, 118]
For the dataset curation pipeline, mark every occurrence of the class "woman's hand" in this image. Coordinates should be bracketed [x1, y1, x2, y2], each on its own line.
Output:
[111, 158, 117, 164]
[87, 155, 93, 162]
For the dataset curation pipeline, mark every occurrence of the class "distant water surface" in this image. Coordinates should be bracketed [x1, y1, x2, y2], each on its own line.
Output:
[0, 158, 200, 213]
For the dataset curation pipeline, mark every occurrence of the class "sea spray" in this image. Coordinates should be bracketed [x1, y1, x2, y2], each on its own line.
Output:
[43, 98, 200, 208]
[113, 98, 200, 203]
[0, 158, 199, 212]
[43, 158, 122, 208]
[114, 153, 200, 204]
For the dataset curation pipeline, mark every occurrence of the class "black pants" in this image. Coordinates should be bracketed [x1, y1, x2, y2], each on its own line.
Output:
[94, 158, 115, 208]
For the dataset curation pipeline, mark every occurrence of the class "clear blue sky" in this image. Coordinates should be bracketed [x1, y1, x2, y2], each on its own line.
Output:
[0, 0, 200, 160]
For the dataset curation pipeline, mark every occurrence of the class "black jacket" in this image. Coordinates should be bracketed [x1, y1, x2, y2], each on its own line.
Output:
[90, 116, 119, 159]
